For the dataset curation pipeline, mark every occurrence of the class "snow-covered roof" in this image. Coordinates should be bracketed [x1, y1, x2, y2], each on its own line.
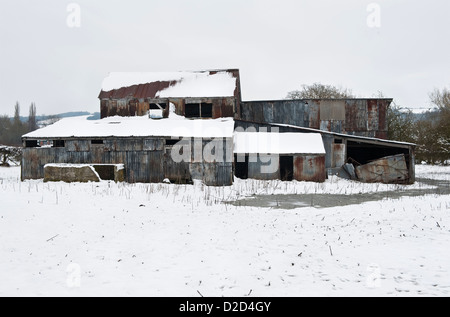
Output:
[234, 132, 325, 155]
[99, 70, 239, 99]
[23, 115, 235, 139]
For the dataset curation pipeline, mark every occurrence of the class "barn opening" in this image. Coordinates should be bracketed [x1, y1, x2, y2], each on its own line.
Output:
[53, 140, 65, 148]
[185, 103, 213, 118]
[166, 139, 180, 146]
[25, 140, 39, 148]
[234, 154, 248, 179]
[280, 156, 294, 181]
[91, 140, 104, 145]
[347, 141, 411, 169]
[150, 103, 167, 110]
[185, 104, 201, 118]
[201, 103, 213, 118]
[92, 165, 115, 181]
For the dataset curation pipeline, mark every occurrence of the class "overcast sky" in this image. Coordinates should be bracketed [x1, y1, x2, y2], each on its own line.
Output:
[0, 0, 449, 116]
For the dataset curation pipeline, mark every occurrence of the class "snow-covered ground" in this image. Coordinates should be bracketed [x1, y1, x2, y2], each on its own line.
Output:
[0, 165, 449, 297]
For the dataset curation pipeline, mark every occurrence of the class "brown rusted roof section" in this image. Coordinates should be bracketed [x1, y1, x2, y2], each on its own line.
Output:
[98, 69, 241, 100]
[99, 80, 177, 100]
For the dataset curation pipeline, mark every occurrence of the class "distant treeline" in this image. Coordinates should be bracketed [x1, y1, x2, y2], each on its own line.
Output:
[388, 89, 450, 165]
[0, 102, 100, 146]
[0, 102, 37, 146]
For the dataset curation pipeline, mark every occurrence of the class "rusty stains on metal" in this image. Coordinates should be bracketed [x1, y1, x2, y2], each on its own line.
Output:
[293, 155, 326, 183]
[99, 81, 176, 100]
[355, 154, 409, 184]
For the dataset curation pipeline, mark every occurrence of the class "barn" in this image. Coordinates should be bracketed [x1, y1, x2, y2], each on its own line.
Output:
[234, 132, 326, 182]
[21, 115, 235, 186]
[21, 69, 416, 185]
[99, 70, 242, 120]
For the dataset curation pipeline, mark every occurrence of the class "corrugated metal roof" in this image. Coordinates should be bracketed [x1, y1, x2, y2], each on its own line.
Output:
[99, 69, 241, 100]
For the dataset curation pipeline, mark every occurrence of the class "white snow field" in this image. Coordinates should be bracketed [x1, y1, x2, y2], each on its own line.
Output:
[0, 165, 449, 297]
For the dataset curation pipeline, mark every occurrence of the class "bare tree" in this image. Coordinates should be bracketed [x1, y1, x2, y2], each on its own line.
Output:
[14, 102, 21, 125]
[430, 88, 450, 110]
[28, 103, 38, 132]
[287, 83, 355, 99]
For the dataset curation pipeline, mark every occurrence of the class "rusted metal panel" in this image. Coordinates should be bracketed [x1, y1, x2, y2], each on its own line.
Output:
[99, 81, 176, 100]
[164, 148, 191, 184]
[345, 100, 369, 133]
[378, 100, 388, 134]
[320, 120, 332, 132]
[321, 135, 333, 168]
[367, 99, 379, 131]
[110, 139, 143, 152]
[293, 155, 326, 182]
[202, 163, 232, 186]
[247, 155, 280, 180]
[332, 144, 346, 168]
[355, 154, 409, 184]
[143, 139, 164, 151]
[263, 102, 274, 124]
[320, 100, 346, 121]
[189, 163, 204, 181]
[66, 140, 90, 152]
[222, 98, 235, 117]
[91, 146, 105, 164]
[137, 100, 150, 116]
[214, 163, 233, 186]
[213, 101, 222, 119]
[99, 70, 241, 119]
[308, 101, 320, 129]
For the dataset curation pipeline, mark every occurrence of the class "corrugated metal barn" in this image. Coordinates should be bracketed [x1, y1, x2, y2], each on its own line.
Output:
[99, 70, 242, 120]
[22, 117, 235, 186]
[21, 69, 416, 185]
[234, 120, 415, 184]
[234, 132, 326, 182]
[237, 98, 391, 139]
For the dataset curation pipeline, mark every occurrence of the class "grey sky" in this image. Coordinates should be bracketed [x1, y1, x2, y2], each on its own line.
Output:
[0, 0, 449, 116]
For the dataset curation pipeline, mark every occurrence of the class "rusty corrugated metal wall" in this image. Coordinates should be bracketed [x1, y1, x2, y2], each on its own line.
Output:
[21, 137, 233, 186]
[355, 154, 409, 184]
[101, 97, 236, 119]
[238, 99, 391, 139]
[294, 155, 326, 183]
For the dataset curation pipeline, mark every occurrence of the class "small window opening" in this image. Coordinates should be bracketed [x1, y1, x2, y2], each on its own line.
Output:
[91, 140, 104, 145]
[234, 154, 249, 180]
[201, 103, 213, 118]
[53, 140, 65, 148]
[335, 139, 343, 144]
[166, 139, 180, 146]
[185, 104, 200, 118]
[280, 156, 294, 181]
[150, 103, 167, 110]
[25, 140, 39, 148]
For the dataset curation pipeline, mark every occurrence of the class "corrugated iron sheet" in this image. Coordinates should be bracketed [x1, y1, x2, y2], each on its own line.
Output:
[240, 99, 392, 140]
[293, 155, 326, 183]
[21, 137, 234, 186]
[355, 154, 409, 184]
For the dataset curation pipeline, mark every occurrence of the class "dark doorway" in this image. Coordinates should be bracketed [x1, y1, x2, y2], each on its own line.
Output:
[347, 141, 410, 169]
[92, 165, 115, 181]
[201, 103, 213, 118]
[280, 156, 294, 181]
[234, 154, 248, 179]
